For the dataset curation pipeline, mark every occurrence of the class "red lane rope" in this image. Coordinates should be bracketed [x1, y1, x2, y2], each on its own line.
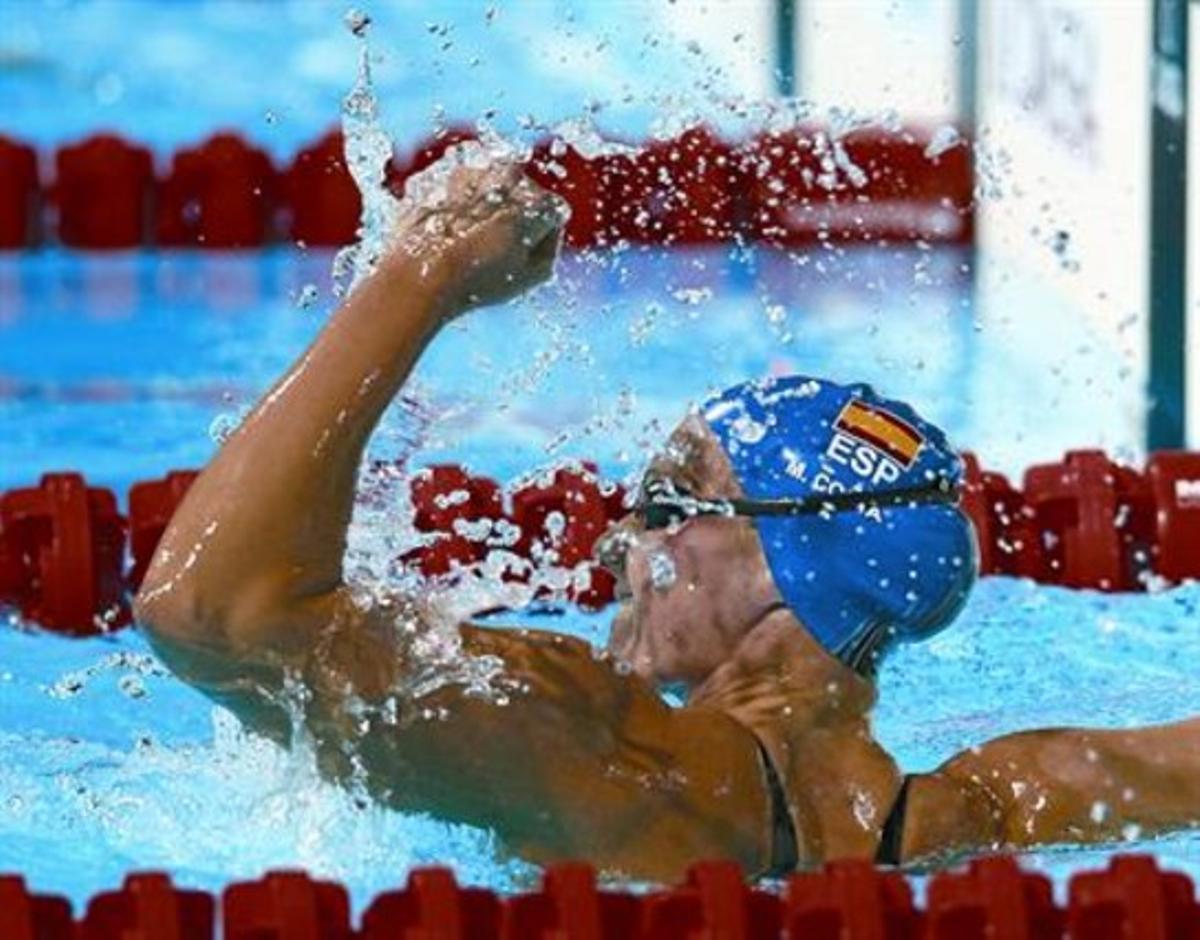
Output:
[2, 449, 1198, 637]
[2, 854, 1197, 938]
[0, 124, 973, 252]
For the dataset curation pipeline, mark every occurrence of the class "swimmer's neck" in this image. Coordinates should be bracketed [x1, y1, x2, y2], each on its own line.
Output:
[687, 607, 875, 722]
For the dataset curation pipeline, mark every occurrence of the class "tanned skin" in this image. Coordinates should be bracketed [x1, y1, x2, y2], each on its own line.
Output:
[135, 164, 1200, 881]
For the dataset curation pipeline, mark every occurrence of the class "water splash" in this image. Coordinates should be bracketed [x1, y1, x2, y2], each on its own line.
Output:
[924, 124, 962, 159]
[319, 14, 1000, 705]
[647, 548, 677, 592]
[545, 115, 639, 159]
[332, 9, 401, 297]
[328, 12, 540, 704]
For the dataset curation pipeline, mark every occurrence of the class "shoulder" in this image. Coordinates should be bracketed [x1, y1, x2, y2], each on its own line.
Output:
[454, 622, 771, 765]
[460, 621, 596, 660]
[458, 622, 666, 722]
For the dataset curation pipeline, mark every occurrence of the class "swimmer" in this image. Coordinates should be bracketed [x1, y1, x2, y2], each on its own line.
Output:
[135, 164, 1200, 881]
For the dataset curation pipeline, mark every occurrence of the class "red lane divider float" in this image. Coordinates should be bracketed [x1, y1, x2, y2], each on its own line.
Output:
[284, 129, 362, 248]
[157, 133, 278, 249]
[223, 871, 352, 940]
[127, 471, 200, 590]
[924, 855, 1060, 939]
[284, 125, 490, 248]
[3, 854, 1199, 938]
[362, 867, 502, 939]
[80, 873, 214, 940]
[401, 463, 506, 581]
[3, 449, 1200, 637]
[741, 126, 973, 246]
[0, 135, 41, 249]
[1147, 452, 1200, 585]
[961, 450, 1200, 591]
[54, 134, 156, 250]
[0, 473, 128, 635]
[400, 461, 619, 610]
[0, 124, 973, 252]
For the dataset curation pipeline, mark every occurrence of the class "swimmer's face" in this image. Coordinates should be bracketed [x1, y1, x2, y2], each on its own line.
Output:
[598, 415, 785, 688]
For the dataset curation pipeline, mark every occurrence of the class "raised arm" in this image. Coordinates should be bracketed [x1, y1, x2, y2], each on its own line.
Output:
[897, 717, 1200, 863]
[132, 165, 776, 880]
[134, 164, 563, 718]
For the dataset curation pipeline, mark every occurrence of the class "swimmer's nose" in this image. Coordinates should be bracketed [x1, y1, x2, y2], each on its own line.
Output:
[594, 515, 639, 588]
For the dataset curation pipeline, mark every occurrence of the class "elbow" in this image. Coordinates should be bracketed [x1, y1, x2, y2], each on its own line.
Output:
[132, 579, 183, 630]
[136, 563, 319, 662]
[133, 523, 209, 641]
[133, 544, 241, 651]
[134, 572, 216, 651]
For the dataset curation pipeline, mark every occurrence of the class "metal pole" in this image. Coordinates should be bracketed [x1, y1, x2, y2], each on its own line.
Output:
[956, 0, 979, 131]
[1148, 0, 1188, 450]
[775, 0, 796, 98]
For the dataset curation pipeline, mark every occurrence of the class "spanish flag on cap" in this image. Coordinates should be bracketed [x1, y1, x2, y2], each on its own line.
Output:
[702, 374, 976, 669]
[834, 398, 925, 468]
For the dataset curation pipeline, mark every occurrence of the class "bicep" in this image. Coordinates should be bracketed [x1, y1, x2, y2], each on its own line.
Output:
[140, 587, 405, 750]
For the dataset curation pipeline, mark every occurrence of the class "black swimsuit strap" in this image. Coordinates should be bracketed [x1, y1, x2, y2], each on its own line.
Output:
[875, 774, 913, 866]
[753, 739, 912, 872]
[755, 738, 800, 877]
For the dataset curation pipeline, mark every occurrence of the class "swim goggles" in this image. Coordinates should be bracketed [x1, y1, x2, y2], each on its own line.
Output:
[636, 476, 961, 531]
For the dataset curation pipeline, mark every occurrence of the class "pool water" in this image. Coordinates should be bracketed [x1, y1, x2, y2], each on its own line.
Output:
[0, 244, 1140, 493]
[2, 246, 1199, 911]
[2, 2, 759, 156]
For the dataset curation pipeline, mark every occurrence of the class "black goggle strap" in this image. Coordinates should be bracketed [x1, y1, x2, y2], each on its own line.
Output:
[730, 477, 960, 516]
[641, 476, 959, 526]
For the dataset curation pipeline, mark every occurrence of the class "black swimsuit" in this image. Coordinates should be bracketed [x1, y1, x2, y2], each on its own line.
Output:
[755, 737, 912, 873]
[756, 739, 800, 876]
[874, 775, 912, 866]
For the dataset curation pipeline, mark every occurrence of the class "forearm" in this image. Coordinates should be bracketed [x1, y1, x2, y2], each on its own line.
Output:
[1004, 719, 1200, 844]
[136, 254, 455, 643]
[908, 718, 1200, 859]
[136, 159, 562, 661]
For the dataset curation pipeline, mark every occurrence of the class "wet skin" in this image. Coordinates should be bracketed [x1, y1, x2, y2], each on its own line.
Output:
[135, 164, 1200, 881]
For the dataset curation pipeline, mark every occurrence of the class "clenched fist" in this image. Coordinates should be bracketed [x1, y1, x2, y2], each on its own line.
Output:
[389, 160, 568, 317]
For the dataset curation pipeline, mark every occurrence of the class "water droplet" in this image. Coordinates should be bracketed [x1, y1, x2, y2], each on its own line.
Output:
[729, 415, 767, 444]
[208, 411, 245, 445]
[648, 549, 677, 592]
[923, 125, 961, 160]
[295, 284, 319, 309]
[332, 18, 400, 297]
[344, 8, 371, 37]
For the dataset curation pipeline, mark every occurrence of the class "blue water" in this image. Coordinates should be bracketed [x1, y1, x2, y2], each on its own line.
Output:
[1, 0, 786, 157]
[0, 245, 1138, 494]
[2, 247, 1199, 913]
[0, 0, 1187, 914]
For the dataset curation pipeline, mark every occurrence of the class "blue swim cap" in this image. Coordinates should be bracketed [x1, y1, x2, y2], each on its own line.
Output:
[702, 375, 977, 672]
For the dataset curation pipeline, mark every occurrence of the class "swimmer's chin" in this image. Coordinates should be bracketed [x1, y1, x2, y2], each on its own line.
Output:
[607, 602, 657, 681]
